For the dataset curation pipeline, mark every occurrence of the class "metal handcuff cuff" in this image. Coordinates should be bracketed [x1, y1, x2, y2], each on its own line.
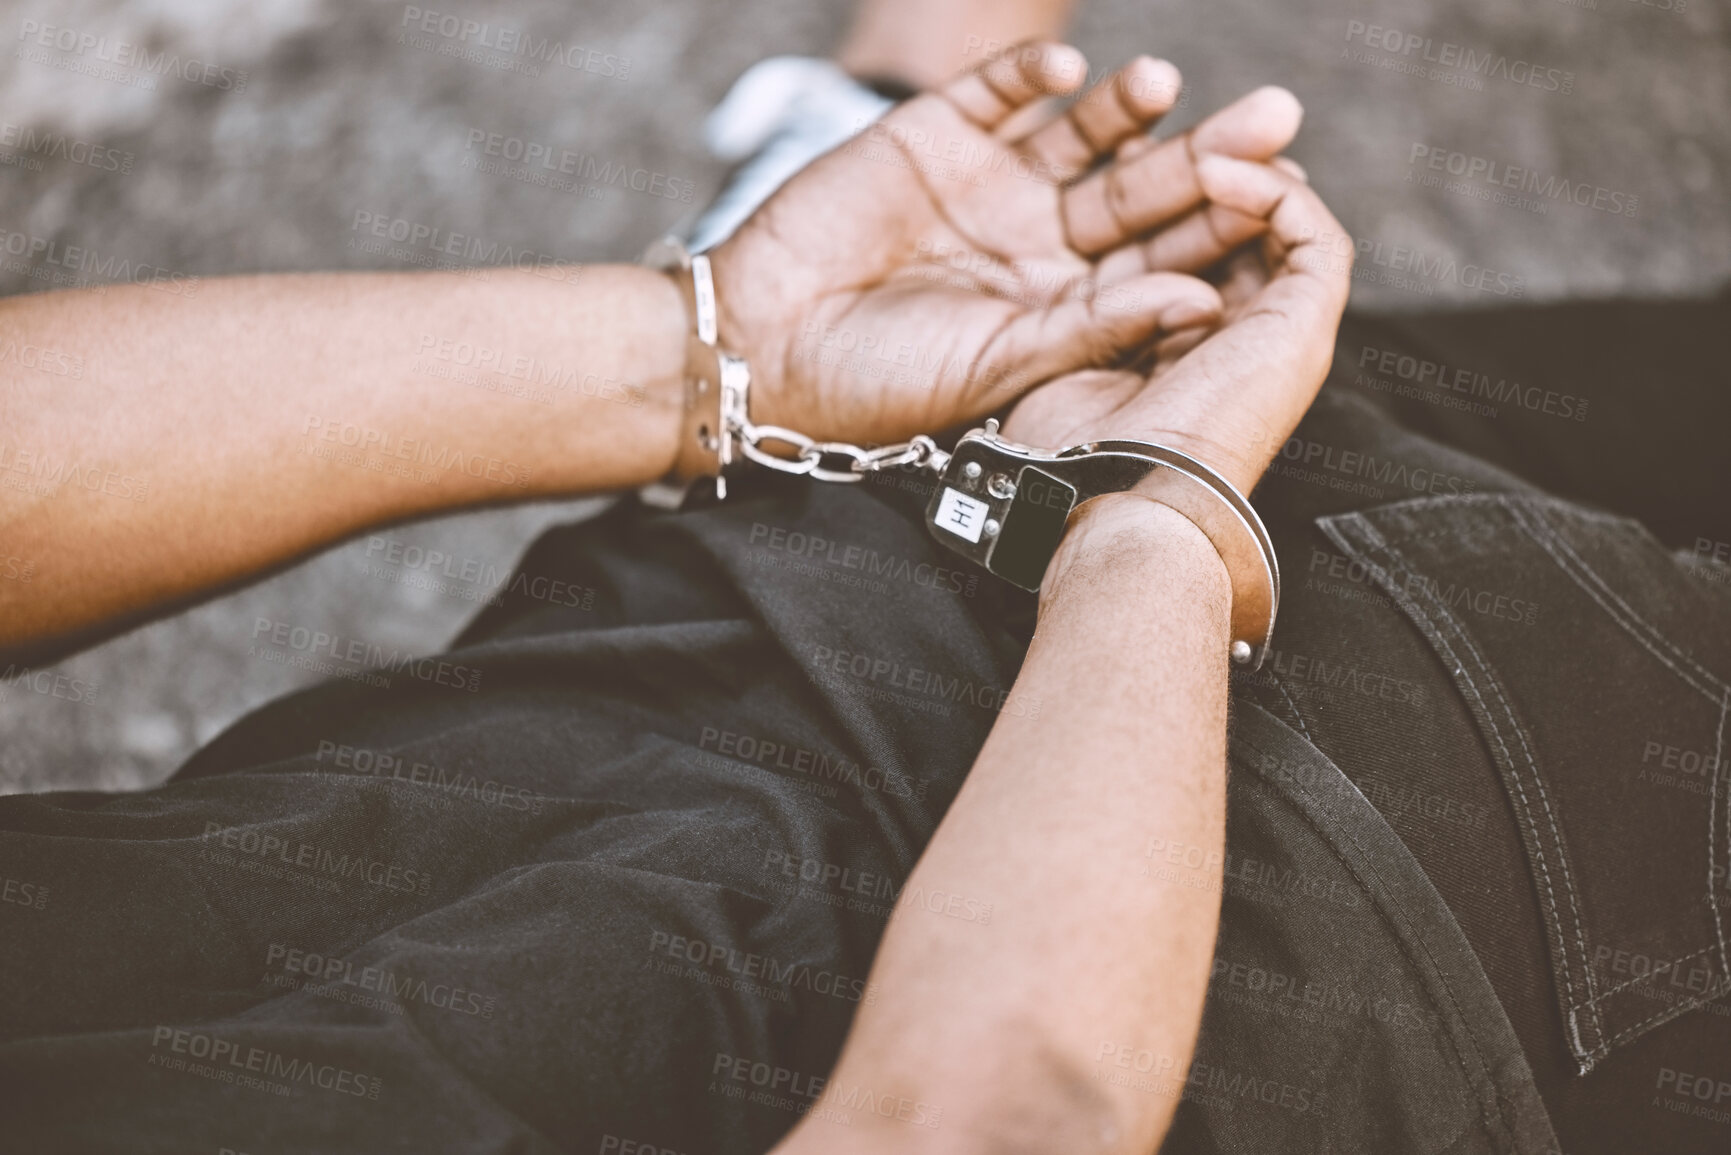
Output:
[642, 239, 1279, 669]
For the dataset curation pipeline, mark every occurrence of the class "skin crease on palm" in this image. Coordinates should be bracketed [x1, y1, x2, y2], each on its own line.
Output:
[704, 41, 1353, 501]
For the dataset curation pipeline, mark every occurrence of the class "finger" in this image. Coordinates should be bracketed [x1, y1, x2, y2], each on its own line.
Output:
[996, 96, 1066, 144]
[1194, 154, 1348, 290]
[1062, 86, 1303, 255]
[1114, 133, 1158, 163]
[1016, 56, 1184, 177]
[1139, 159, 1352, 485]
[1094, 200, 1269, 280]
[1092, 155, 1309, 278]
[934, 41, 1088, 131]
[976, 271, 1224, 397]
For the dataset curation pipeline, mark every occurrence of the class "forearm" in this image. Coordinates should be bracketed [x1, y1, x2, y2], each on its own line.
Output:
[837, 0, 1078, 89]
[0, 265, 685, 650]
[776, 496, 1231, 1153]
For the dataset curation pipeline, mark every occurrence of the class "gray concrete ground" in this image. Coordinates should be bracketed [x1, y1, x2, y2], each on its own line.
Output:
[2, 0, 1728, 793]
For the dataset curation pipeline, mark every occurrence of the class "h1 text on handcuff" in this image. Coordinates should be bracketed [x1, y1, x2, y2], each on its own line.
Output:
[642, 239, 1279, 670]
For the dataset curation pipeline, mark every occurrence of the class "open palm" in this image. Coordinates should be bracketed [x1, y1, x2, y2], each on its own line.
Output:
[708, 43, 1307, 446]
[1002, 155, 1355, 497]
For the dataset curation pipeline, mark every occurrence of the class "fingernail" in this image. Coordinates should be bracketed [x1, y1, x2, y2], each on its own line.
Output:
[1249, 86, 1304, 132]
[1125, 58, 1182, 107]
[1195, 85, 1304, 155]
[1040, 44, 1087, 88]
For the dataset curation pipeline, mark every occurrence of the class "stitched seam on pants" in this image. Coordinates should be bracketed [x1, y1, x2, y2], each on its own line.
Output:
[1602, 976, 1731, 1050]
[1236, 736, 1519, 1150]
[1269, 670, 1316, 743]
[1712, 692, 1730, 993]
[1431, 1117, 1496, 1155]
[1357, 492, 1638, 539]
[1350, 515, 1601, 1054]
[1510, 500, 1731, 1021]
[1588, 944, 1716, 1002]
[1367, 498, 1645, 581]
[1373, 501, 1637, 581]
[1337, 497, 1731, 1060]
[1376, 526, 1509, 549]
[1377, 525, 1603, 1038]
[1510, 500, 1729, 704]
[1376, 524, 1603, 1026]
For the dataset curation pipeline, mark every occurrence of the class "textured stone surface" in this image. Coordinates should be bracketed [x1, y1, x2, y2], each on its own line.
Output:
[2, 0, 1726, 792]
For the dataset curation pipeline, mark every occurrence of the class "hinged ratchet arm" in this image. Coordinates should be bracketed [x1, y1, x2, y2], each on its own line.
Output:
[923, 423, 1279, 668]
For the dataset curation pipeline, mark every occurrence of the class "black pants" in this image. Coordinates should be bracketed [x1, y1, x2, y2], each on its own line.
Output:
[0, 291, 1727, 1154]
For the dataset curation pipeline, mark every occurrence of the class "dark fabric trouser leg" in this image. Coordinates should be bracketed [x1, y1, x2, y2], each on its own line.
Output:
[1330, 287, 1731, 547]
[1249, 289, 1731, 1155]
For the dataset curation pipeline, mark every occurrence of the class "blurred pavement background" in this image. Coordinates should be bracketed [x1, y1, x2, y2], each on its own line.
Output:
[2, 0, 1727, 792]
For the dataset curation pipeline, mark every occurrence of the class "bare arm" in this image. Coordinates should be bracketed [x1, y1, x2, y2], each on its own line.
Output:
[772, 157, 1353, 1152]
[838, 0, 1079, 89]
[0, 266, 688, 651]
[776, 495, 1231, 1153]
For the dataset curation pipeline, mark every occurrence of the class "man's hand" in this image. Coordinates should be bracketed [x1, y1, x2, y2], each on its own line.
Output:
[708, 42, 1307, 446]
[1002, 153, 1354, 498]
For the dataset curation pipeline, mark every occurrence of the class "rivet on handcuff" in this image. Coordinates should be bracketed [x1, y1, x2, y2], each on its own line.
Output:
[641, 237, 1279, 669]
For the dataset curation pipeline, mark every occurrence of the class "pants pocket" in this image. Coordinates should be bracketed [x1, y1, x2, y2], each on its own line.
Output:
[1320, 493, 1731, 1072]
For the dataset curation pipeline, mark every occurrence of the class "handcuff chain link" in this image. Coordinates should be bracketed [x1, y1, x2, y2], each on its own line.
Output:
[731, 406, 945, 483]
[667, 242, 949, 487]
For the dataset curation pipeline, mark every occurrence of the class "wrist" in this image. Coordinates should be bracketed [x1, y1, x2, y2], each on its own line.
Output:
[642, 265, 694, 482]
[704, 238, 801, 433]
[1040, 494, 1232, 620]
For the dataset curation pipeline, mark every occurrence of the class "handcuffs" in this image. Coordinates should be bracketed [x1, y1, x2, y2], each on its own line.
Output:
[642, 238, 1279, 669]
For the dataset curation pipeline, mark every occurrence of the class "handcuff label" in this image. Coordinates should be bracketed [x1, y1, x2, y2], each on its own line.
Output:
[934, 488, 991, 544]
[926, 437, 1082, 592]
